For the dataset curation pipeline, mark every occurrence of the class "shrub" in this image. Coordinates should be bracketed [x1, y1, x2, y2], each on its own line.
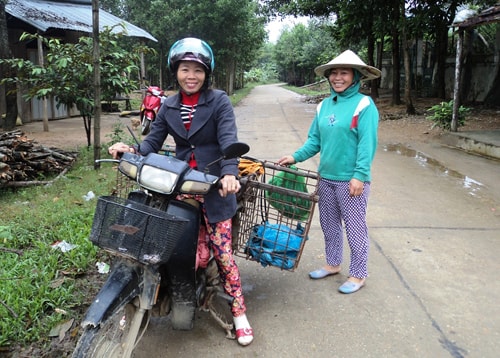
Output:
[426, 100, 470, 130]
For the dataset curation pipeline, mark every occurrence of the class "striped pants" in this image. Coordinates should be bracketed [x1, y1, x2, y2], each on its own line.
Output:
[317, 179, 371, 279]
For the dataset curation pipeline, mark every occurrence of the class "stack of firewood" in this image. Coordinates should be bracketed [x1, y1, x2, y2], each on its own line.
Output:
[0, 130, 77, 188]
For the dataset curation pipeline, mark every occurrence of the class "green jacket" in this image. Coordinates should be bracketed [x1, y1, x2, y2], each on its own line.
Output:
[293, 81, 378, 182]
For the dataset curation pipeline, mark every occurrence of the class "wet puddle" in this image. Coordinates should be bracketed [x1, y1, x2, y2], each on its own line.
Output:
[383, 144, 483, 196]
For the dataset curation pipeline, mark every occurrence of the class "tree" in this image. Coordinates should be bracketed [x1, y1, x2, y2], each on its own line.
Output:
[0, 0, 18, 131]
[101, 0, 267, 94]
[263, 0, 390, 100]
[326, 0, 386, 99]
[273, 20, 336, 85]
[262, 0, 498, 103]
[274, 24, 310, 85]
[401, 0, 415, 114]
[0, 27, 146, 146]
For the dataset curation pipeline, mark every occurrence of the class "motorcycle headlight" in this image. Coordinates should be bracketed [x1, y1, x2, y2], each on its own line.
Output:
[180, 170, 219, 194]
[118, 159, 138, 179]
[180, 181, 212, 194]
[139, 165, 179, 194]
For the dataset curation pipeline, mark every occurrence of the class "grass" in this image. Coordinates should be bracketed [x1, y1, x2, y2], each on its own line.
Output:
[283, 79, 330, 96]
[0, 82, 266, 352]
[0, 148, 117, 348]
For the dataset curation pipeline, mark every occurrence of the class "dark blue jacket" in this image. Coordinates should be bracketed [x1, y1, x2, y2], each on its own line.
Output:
[137, 89, 239, 223]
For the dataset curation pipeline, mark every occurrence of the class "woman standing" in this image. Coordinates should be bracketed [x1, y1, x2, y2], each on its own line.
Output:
[109, 37, 253, 345]
[278, 50, 381, 294]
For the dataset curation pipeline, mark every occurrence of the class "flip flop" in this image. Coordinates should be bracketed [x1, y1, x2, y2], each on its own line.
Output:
[338, 280, 365, 294]
[235, 327, 254, 346]
[309, 268, 339, 279]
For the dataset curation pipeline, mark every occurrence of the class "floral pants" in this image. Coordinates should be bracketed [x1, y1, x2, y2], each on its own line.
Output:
[203, 211, 247, 317]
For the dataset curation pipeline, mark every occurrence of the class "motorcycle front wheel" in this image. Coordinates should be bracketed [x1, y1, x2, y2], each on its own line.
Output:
[140, 113, 152, 135]
[72, 300, 148, 358]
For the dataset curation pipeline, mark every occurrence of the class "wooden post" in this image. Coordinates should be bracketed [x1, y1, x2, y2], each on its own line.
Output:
[37, 35, 49, 132]
[92, 0, 101, 167]
[140, 50, 146, 95]
[451, 29, 463, 132]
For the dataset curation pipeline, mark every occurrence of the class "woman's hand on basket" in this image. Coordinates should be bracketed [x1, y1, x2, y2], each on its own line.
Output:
[219, 175, 241, 198]
[277, 155, 296, 166]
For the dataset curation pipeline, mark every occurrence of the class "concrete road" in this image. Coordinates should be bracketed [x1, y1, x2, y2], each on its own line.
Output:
[134, 84, 500, 358]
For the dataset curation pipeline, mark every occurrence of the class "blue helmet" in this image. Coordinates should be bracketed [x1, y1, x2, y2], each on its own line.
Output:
[167, 37, 215, 74]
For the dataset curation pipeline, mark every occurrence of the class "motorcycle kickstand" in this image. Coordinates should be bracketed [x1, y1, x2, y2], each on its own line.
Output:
[203, 288, 236, 339]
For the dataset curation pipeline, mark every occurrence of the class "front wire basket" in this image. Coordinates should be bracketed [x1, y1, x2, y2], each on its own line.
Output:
[111, 166, 139, 199]
[234, 159, 320, 271]
[90, 196, 188, 265]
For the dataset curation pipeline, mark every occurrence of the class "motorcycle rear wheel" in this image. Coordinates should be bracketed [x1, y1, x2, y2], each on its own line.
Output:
[72, 301, 148, 358]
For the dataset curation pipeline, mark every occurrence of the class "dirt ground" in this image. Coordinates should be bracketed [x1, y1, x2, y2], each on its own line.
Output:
[375, 96, 500, 146]
[19, 96, 500, 151]
[5, 91, 500, 358]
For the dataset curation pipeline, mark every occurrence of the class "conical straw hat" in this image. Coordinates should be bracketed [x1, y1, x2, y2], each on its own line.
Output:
[314, 50, 381, 81]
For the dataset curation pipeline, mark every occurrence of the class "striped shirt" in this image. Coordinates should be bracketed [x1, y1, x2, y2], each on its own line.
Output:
[180, 91, 200, 131]
[180, 91, 201, 168]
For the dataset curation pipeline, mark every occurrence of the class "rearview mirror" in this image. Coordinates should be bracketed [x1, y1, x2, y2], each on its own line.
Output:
[204, 142, 250, 172]
[222, 142, 250, 159]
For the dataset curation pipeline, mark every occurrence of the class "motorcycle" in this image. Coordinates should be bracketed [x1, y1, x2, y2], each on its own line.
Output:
[139, 86, 167, 135]
[72, 142, 250, 358]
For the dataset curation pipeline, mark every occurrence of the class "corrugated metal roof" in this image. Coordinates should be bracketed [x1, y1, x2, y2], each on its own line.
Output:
[453, 5, 500, 29]
[6, 0, 157, 42]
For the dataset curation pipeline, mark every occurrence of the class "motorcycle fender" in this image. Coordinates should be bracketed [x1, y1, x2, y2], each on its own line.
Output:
[127, 190, 149, 205]
[165, 200, 200, 330]
[80, 261, 141, 328]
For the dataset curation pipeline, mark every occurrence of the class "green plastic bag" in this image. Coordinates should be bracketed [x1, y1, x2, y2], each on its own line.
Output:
[266, 165, 311, 220]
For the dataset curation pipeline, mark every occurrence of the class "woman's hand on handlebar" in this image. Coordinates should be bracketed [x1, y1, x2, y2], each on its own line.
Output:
[219, 175, 241, 198]
[109, 142, 135, 159]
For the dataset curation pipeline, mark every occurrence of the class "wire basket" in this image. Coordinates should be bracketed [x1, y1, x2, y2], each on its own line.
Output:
[90, 196, 188, 265]
[233, 160, 320, 271]
[111, 167, 139, 199]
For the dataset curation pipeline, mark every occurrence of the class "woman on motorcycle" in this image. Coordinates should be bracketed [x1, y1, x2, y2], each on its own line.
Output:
[108, 37, 253, 346]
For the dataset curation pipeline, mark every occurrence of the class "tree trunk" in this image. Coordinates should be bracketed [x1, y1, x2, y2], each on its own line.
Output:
[375, 38, 384, 94]
[391, 1, 401, 106]
[434, 23, 448, 99]
[226, 58, 235, 96]
[366, 16, 379, 99]
[459, 29, 474, 103]
[0, 0, 18, 131]
[83, 114, 92, 147]
[401, 1, 415, 115]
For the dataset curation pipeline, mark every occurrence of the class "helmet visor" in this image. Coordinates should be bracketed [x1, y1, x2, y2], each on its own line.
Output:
[168, 38, 214, 72]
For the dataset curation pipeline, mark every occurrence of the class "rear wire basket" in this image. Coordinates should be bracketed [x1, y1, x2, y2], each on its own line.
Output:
[90, 196, 188, 265]
[234, 159, 320, 271]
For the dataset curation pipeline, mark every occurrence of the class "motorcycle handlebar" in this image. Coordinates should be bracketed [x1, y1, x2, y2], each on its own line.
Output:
[216, 176, 247, 191]
[95, 159, 120, 164]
